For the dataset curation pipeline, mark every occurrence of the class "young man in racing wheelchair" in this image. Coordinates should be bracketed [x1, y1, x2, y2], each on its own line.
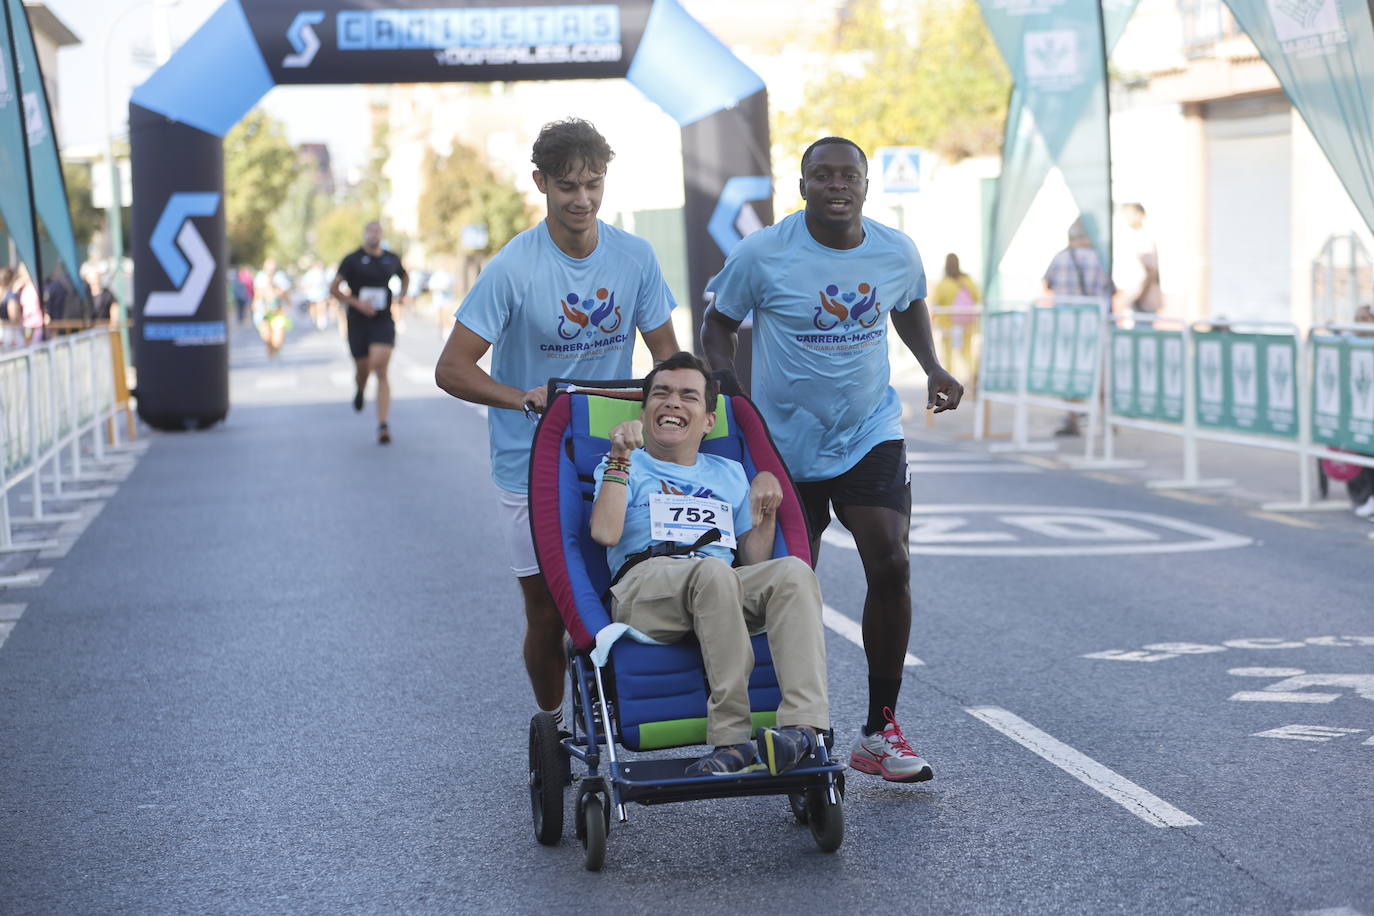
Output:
[589, 351, 830, 777]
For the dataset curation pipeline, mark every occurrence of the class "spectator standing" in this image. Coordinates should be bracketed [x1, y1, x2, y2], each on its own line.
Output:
[930, 253, 980, 380]
[1114, 202, 1161, 316]
[1043, 219, 1113, 436]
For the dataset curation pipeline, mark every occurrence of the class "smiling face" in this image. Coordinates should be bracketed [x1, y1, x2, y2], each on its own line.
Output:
[641, 367, 716, 458]
[800, 143, 868, 233]
[533, 159, 604, 243]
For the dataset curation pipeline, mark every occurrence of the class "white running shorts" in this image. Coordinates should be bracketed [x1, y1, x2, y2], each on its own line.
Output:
[497, 487, 541, 578]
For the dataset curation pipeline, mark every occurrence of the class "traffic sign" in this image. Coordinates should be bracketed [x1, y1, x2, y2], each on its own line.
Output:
[875, 146, 922, 194]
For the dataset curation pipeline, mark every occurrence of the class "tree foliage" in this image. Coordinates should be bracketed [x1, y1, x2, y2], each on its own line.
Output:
[224, 109, 301, 266]
[62, 160, 101, 256]
[775, 0, 1009, 173]
[416, 143, 532, 260]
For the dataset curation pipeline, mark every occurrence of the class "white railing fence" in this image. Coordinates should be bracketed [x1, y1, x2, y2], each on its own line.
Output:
[1, 329, 136, 578]
[972, 306, 1374, 520]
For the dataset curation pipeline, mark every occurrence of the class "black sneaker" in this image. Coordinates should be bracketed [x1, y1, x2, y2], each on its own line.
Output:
[352, 386, 364, 412]
[685, 743, 762, 777]
[757, 725, 815, 775]
[378, 423, 391, 445]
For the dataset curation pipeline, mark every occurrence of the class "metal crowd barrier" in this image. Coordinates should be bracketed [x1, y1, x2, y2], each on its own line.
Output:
[973, 295, 1108, 459]
[974, 306, 1374, 519]
[1, 328, 135, 581]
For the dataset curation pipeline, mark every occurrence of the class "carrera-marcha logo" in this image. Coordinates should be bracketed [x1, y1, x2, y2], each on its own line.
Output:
[660, 480, 718, 499]
[814, 282, 882, 331]
[558, 287, 622, 340]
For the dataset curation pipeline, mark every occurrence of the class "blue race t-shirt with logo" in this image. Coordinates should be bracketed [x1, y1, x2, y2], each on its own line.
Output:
[707, 211, 926, 482]
[594, 449, 753, 578]
[456, 220, 676, 493]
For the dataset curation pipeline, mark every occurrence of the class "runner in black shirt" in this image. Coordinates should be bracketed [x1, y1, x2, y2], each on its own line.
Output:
[331, 221, 408, 444]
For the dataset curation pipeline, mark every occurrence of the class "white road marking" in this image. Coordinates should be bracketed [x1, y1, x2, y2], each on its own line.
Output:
[1230, 667, 1308, 677]
[906, 463, 1042, 474]
[0, 604, 26, 621]
[1229, 671, 1374, 704]
[966, 706, 1201, 828]
[1251, 724, 1365, 742]
[1081, 649, 1181, 663]
[1295, 907, 1369, 915]
[822, 604, 923, 666]
[822, 505, 1252, 557]
[253, 373, 299, 391]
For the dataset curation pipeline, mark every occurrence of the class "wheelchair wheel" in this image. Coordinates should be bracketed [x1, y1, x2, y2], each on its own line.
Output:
[806, 787, 844, 853]
[528, 713, 565, 845]
[788, 792, 810, 825]
[581, 794, 607, 871]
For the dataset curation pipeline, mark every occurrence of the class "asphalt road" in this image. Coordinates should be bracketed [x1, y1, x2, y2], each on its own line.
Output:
[1, 317, 1371, 914]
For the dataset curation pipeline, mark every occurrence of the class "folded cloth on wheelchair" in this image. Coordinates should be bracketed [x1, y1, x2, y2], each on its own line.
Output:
[592, 622, 667, 667]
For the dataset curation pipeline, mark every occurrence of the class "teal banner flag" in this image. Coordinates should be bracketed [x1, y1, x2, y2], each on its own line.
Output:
[0, 0, 37, 282]
[6, 0, 81, 292]
[979, 0, 1138, 298]
[1221, 0, 1374, 236]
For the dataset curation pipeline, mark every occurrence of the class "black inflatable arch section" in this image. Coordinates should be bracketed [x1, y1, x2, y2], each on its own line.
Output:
[130, 0, 772, 429]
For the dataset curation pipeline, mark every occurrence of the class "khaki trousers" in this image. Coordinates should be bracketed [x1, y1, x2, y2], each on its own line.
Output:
[610, 555, 829, 746]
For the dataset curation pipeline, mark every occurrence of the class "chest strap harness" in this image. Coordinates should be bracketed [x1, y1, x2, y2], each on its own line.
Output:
[608, 528, 723, 590]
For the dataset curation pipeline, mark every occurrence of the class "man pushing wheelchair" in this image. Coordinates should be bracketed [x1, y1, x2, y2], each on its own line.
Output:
[589, 351, 830, 777]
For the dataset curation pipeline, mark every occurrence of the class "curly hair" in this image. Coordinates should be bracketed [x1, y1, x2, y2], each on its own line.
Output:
[531, 118, 615, 178]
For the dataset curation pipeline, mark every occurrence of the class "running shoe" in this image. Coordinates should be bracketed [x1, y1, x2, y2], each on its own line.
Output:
[1355, 496, 1374, 519]
[849, 707, 933, 782]
[685, 743, 763, 777]
[757, 725, 815, 775]
[377, 423, 391, 445]
[352, 386, 364, 412]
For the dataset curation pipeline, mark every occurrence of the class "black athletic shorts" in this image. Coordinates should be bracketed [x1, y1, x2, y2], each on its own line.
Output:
[347, 308, 396, 358]
[795, 440, 911, 538]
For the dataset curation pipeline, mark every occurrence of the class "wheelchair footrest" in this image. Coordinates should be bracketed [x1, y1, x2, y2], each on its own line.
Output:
[612, 751, 843, 807]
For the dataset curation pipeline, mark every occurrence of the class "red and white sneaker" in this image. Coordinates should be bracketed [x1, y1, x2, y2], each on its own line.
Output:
[848, 707, 933, 782]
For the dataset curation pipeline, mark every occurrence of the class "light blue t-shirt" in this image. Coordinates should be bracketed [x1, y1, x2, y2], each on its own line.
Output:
[594, 449, 753, 578]
[456, 220, 676, 493]
[708, 211, 926, 482]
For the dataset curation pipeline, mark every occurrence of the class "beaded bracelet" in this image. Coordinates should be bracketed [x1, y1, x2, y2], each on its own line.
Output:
[605, 457, 632, 472]
[600, 473, 628, 486]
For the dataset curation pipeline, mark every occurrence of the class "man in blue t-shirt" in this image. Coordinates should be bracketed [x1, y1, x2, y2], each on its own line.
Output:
[436, 118, 680, 731]
[702, 137, 963, 784]
[590, 352, 829, 777]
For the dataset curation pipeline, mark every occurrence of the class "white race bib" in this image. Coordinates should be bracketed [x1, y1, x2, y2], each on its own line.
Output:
[358, 287, 388, 309]
[649, 493, 736, 549]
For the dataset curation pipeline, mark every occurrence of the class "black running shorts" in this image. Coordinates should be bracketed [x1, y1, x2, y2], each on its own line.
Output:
[795, 440, 911, 538]
[347, 308, 396, 359]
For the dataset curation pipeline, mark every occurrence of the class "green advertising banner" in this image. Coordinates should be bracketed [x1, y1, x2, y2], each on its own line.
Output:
[1027, 304, 1099, 399]
[1313, 336, 1374, 451]
[6, 0, 81, 291]
[1194, 332, 1298, 438]
[982, 310, 1026, 393]
[1110, 327, 1185, 421]
[1349, 339, 1374, 450]
[0, 0, 37, 280]
[1312, 337, 1345, 445]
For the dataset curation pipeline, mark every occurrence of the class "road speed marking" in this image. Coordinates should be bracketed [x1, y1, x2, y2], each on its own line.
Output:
[820, 505, 1252, 557]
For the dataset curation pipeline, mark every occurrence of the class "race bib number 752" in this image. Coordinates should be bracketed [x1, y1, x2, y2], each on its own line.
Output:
[649, 493, 736, 549]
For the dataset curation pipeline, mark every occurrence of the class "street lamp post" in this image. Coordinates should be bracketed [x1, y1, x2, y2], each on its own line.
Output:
[103, 0, 180, 324]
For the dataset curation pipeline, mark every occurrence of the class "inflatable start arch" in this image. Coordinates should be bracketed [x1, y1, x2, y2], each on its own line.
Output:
[130, 0, 772, 429]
